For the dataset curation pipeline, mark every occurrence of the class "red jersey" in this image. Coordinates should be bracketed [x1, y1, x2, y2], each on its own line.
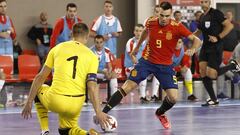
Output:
[142, 18, 192, 65]
[0, 15, 16, 39]
[50, 16, 82, 48]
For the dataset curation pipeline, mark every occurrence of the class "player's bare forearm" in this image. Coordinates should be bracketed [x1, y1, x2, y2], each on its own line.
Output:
[27, 66, 51, 103]
[88, 81, 101, 113]
[219, 20, 233, 39]
[107, 62, 112, 72]
[131, 29, 148, 56]
[136, 29, 148, 49]
[185, 35, 201, 56]
[191, 35, 201, 50]
[187, 34, 201, 50]
[193, 29, 202, 38]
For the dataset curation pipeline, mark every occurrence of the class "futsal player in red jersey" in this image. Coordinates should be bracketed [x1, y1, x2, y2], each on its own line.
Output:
[100, 1, 201, 129]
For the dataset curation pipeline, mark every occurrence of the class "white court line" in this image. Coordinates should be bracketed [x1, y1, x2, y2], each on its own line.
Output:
[1, 103, 240, 115]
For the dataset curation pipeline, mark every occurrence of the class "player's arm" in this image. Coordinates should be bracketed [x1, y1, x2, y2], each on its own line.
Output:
[9, 18, 16, 40]
[21, 65, 52, 119]
[87, 75, 110, 128]
[185, 34, 201, 56]
[130, 28, 148, 56]
[50, 18, 64, 49]
[218, 19, 233, 40]
[106, 62, 112, 72]
[22, 49, 54, 119]
[193, 28, 202, 38]
[89, 17, 101, 38]
[87, 57, 110, 128]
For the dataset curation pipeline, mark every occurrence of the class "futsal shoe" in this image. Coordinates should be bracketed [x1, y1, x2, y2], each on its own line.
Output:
[151, 95, 161, 102]
[140, 97, 149, 104]
[156, 113, 171, 129]
[201, 98, 219, 106]
[230, 59, 240, 72]
[187, 94, 199, 102]
[41, 131, 49, 135]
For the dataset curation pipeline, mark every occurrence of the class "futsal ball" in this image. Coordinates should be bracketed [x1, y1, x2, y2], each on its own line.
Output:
[101, 115, 118, 132]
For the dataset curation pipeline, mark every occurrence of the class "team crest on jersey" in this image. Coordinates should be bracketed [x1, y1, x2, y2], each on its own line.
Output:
[131, 69, 137, 77]
[166, 31, 172, 40]
[158, 30, 163, 34]
[205, 21, 210, 28]
[173, 75, 178, 84]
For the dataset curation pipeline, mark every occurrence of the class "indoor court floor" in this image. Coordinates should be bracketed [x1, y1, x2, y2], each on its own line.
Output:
[1, 100, 240, 135]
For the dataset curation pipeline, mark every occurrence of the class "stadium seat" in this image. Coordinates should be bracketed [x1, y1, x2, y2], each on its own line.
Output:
[18, 55, 41, 82]
[223, 51, 233, 65]
[111, 58, 127, 80]
[0, 55, 19, 83]
[22, 49, 37, 55]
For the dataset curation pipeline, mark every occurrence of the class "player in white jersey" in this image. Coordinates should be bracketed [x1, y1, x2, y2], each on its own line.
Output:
[91, 35, 118, 96]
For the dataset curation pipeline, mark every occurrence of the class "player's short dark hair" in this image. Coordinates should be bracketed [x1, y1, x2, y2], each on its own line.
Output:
[72, 23, 89, 37]
[94, 35, 104, 41]
[159, 1, 172, 10]
[173, 10, 181, 16]
[0, 0, 6, 3]
[135, 24, 144, 28]
[104, 0, 113, 5]
[66, 3, 77, 11]
[194, 10, 202, 16]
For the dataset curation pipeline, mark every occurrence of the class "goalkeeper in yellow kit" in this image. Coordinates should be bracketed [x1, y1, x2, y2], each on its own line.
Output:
[22, 22, 109, 135]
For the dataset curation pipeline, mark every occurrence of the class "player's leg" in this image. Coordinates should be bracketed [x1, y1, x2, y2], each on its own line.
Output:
[102, 80, 138, 113]
[139, 79, 148, 103]
[151, 76, 160, 102]
[0, 80, 4, 92]
[35, 84, 50, 134]
[103, 59, 152, 113]
[154, 65, 178, 129]
[0, 69, 5, 93]
[110, 78, 118, 95]
[57, 95, 97, 135]
[58, 116, 88, 135]
[199, 47, 219, 106]
[181, 67, 198, 101]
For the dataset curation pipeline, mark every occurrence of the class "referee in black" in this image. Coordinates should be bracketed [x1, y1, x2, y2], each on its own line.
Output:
[194, 0, 237, 106]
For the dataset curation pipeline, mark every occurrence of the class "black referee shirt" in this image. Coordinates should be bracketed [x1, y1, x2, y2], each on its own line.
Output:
[198, 8, 226, 46]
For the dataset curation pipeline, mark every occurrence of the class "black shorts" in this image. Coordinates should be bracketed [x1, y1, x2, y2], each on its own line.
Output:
[199, 42, 223, 70]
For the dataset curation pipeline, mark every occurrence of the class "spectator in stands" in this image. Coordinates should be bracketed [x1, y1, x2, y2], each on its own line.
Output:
[189, 11, 203, 76]
[27, 12, 52, 64]
[50, 3, 82, 48]
[90, 0, 122, 57]
[222, 10, 240, 52]
[143, 4, 161, 25]
[0, 68, 5, 91]
[91, 35, 118, 96]
[217, 44, 240, 99]
[0, 0, 16, 56]
[231, 43, 240, 82]
[173, 39, 198, 101]
[216, 10, 240, 99]
[173, 10, 189, 28]
[0, 68, 5, 108]
[13, 40, 22, 74]
[173, 10, 190, 50]
[190, 11, 203, 36]
[124, 24, 148, 103]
